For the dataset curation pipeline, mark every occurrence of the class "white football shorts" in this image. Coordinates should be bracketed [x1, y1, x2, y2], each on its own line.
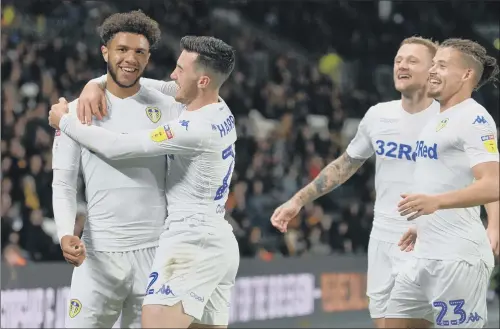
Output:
[386, 257, 492, 328]
[65, 247, 156, 328]
[143, 224, 240, 325]
[366, 237, 415, 318]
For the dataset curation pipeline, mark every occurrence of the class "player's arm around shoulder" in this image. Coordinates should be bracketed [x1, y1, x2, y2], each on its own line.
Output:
[140, 78, 178, 97]
[150, 117, 212, 155]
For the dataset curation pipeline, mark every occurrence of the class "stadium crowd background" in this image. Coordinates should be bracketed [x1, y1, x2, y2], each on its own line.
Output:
[1, 1, 499, 290]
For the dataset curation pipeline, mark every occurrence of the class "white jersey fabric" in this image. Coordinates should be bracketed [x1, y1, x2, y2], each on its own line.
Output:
[386, 98, 498, 327]
[410, 98, 498, 267]
[346, 99, 440, 242]
[53, 83, 182, 328]
[59, 100, 237, 227]
[58, 98, 239, 325]
[346, 99, 439, 319]
[52, 86, 181, 251]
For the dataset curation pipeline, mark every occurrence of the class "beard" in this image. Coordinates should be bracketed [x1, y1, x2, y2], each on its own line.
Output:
[107, 62, 141, 88]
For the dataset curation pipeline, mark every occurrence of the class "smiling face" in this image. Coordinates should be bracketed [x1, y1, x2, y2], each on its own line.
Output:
[427, 47, 471, 101]
[102, 32, 150, 88]
[393, 43, 434, 94]
[169, 50, 205, 104]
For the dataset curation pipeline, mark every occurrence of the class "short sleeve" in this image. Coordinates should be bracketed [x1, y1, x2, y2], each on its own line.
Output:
[346, 108, 375, 159]
[140, 78, 178, 97]
[149, 119, 208, 155]
[461, 112, 499, 168]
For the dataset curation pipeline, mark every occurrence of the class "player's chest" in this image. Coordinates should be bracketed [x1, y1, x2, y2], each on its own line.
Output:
[413, 117, 460, 161]
[94, 104, 170, 132]
[370, 116, 427, 160]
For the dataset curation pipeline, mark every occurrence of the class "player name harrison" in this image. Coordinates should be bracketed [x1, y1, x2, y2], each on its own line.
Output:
[214, 115, 236, 138]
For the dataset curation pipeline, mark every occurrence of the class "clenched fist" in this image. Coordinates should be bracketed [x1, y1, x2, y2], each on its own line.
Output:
[49, 97, 69, 130]
[60, 235, 86, 267]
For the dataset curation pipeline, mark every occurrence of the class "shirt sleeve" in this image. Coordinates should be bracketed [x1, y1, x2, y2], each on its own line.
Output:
[52, 169, 78, 243]
[51, 126, 80, 242]
[59, 114, 208, 160]
[52, 130, 81, 170]
[52, 102, 81, 170]
[460, 112, 499, 168]
[89, 74, 107, 88]
[345, 108, 375, 159]
[139, 78, 178, 97]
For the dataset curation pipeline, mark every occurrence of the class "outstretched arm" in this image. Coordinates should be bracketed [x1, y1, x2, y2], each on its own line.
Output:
[58, 113, 205, 160]
[271, 152, 366, 233]
[271, 109, 374, 233]
[292, 152, 366, 206]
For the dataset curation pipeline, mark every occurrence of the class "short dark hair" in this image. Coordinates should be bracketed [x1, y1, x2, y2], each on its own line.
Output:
[441, 38, 499, 90]
[180, 36, 235, 86]
[99, 10, 161, 50]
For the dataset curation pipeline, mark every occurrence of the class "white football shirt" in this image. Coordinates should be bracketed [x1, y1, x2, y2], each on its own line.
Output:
[52, 86, 182, 251]
[346, 99, 440, 242]
[59, 100, 237, 231]
[410, 98, 498, 267]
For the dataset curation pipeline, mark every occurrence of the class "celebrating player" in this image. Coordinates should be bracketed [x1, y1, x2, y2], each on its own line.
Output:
[49, 36, 239, 329]
[385, 38, 500, 328]
[269, 36, 439, 328]
[52, 11, 181, 328]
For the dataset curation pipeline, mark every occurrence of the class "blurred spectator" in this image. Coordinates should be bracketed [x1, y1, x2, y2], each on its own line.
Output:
[1, 1, 498, 264]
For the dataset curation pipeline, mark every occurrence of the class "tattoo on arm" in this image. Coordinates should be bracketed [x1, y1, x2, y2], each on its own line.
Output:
[295, 152, 366, 205]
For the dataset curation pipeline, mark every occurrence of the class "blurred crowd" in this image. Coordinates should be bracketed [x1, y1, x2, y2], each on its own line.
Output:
[1, 1, 499, 267]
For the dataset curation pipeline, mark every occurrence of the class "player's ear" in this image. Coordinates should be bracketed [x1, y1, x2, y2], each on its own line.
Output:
[462, 68, 473, 82]
[101, 45, 108, 63]
[197, 75, 211, 90]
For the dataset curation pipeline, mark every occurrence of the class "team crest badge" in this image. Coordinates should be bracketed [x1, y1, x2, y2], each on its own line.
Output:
[68, 299, 82, 318]
[436, 118, 449, 132]
[146, 106, 161, 123]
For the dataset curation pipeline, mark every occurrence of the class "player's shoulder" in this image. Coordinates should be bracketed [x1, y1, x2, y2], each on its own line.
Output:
[67, 99, 79, 115]
[458, 98, 496, 126]
[371, 99, 401, 112]
[140, 85, 176, 105]
[359, 100, 401, 127]
[188, 100, 236, 141]
[366, 99, 401, 117]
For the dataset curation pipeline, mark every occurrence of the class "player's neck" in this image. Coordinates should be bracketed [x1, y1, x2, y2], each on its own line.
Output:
[106, 75, 141, 99]
[400, 90, 433, 114]
[439, 89, 472, 112]
[186, 92, 219, 111]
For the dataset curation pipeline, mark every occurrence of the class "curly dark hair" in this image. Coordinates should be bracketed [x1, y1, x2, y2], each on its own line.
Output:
[441, 38, 499, 90]
[98, 10, 161, 50]
[180, 36, 235, 87]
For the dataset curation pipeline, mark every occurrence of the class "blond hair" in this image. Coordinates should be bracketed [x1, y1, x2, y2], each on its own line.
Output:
[400, 36, 439, 57]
